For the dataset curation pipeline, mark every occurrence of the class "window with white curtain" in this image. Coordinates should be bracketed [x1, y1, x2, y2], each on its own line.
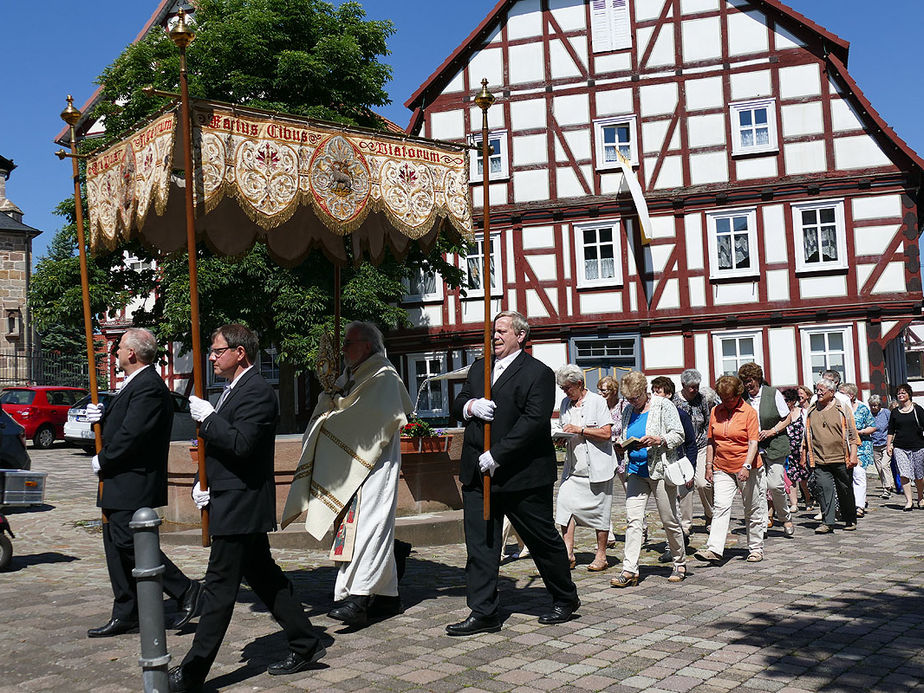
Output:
[593, 116, 638, 168]
[469, 131, 508, 181]
[463, 234, 501, 298]
[407, 352, 448, 417]
[730, 99, 778, 155]
[707, 207, 759, 279]
[573, 219, 623, 288]
[713, 331, 763, 378]
[402, 266, 443, 303]
[801, 326, 853, 385]
[792, 199, 847, 272]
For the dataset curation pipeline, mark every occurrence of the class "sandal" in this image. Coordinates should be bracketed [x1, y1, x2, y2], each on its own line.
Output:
[610, 572, 638, 588]
[746, 552, 763, 562]
[667, 566, 686, 582]
[569, 557, 576, 569]
[587, 559, 609, 572]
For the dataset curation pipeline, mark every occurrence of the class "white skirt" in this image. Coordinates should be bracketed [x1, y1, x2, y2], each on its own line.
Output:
[555, 474, 613, 530]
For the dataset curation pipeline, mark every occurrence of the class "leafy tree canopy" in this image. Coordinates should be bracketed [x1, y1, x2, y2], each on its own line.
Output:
[33, 0, 466, 373]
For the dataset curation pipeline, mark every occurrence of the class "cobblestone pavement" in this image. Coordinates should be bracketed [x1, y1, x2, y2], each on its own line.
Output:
[1, 445, 923, 692]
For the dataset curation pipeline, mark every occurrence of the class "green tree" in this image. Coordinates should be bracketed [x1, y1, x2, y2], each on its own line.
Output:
[32, 0, 467, 423]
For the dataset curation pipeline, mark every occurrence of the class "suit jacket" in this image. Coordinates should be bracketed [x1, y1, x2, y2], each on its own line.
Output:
[97, 365, 173, 510]
[199, 367, 278, 536]
[451, 351, 557, 493]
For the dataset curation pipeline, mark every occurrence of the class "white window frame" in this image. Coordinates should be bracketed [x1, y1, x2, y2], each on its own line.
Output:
[593, 115, 638, 169]
[259, 348, 280, 385]
[792, 198, 848, 273]
[407, 352, 449, 418]
[402, 266, 444, 304]
[729, 98, 778, 156]
[573, 219, 624, 289]
[461, 233, 502, 299]
[469, 130, 509, 182]
[800, 324, 855, 386]
[706, 207, 759, 280]
[712, 330, 764, 379]
[590, 0, 632, 54]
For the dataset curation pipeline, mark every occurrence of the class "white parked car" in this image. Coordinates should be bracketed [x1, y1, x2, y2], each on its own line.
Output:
[65, 391, 197, 452]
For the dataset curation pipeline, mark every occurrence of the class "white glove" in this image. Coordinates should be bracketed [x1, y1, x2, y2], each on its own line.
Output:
[91, 455, 101, 475]
[85, 402, 104, 423]
[479, 450, 499, 477]
[469, 398, 496, 421]
[192, 481, 210, 510]
[189, 395, 215, 423]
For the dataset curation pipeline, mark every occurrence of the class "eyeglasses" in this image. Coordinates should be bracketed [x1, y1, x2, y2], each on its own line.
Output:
[343, 339, 368, 347]
[208, 346, 232, 357]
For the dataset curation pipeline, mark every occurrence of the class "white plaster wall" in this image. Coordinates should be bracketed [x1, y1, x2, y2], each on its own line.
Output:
[728, 11, 769, 56]
[468, 48, 503, 89]
[600, 171, 625, 194]
[687, 113, 726, 148]
[513, 134, 548, 166]
[645, 27, 676, 68]
[405, 305, 443, 327]
[784, 140, 827, 176]
[689, 151, 729, 184]
[768, 328, 798, 384]
[509, 44, 546, 84]
[730, 70, 772, 101]
[644, 336, 686, 369]
[563, 130, 592, 160]
[649, 216, 676, 240]
[550, 38, 584, 80]
[762, 204, 788, 264]
[694, 332, 710, 376]
[579, 291, 621, 315]
[521, 225, 556, 250]
[553, 93, 590, 126]
[650, 245, 674, 274]
[445, 70, 465, 94]
[682, 0, 719, 14]
[526, 254, 557, 282]
[549, 0, 586, 31]
[469, 106, 505, 130]
[774, 25, 803, 50]
[532, 342, 569, 378]
[471, 183, 507, 208]
[595, 53, 633, 73]
[513, 169, 550, 202]
[714, 282, 759, 305]
[556, 167, 587, 198]
[872, 262, 906, 294]
[510, 99, 547, 131]
[854, 224, 898, 257]
[766, 269, 790, 302]
[653, 156, 684, 189]
[596, 88, 634, 116]
[640, 83, 679, 117]
[685, 77, 724, 111]
[857, 322, 870, 386]
[688, 276, 706, 308]
[834, 135, 893, 170]
[779, 63, 821, 99]
[635, 0, 669, 22]
[525, 289, 550, 318]
[682, 17, 722, 62]
[851, 194, 902, 221]
[736, 156, 778, 180]
[429, 110, 465, 140]
[798, 274, 848, 299]
[781, 102, 824, 137]
[506, 0, 543, 39]
[684, 213, 704, 271]
[658, 278, 681, 310]
[830, 98, 864, 132]
[642, 120, 672, 155]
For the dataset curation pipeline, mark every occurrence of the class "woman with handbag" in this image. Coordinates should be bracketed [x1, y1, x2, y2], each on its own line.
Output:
[610, 371, 686, 587]
[553, 365, 615, 571]
[694, 375, 766, 564]
[885, 383, 924, 511]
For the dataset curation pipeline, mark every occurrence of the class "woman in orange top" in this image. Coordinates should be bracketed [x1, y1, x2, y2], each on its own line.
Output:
[694, 375, 764, 564]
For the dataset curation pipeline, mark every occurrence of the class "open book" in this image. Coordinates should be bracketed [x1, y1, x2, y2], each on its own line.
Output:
[616, 437, 645, 450]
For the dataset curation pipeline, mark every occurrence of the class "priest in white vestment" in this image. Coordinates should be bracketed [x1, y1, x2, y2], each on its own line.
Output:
[282, 321, 413, 627]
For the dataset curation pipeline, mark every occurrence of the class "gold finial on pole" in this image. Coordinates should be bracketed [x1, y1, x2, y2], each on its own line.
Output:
[168, 8, 196, 49]
[60, 95, 81, 127]
[475, 78, 495, 523]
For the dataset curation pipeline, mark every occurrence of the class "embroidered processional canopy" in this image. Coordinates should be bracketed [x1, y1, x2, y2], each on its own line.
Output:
[85, 100, 474, 265]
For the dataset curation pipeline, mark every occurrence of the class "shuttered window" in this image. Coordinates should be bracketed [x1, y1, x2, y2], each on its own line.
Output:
[591, 0, 632, 53]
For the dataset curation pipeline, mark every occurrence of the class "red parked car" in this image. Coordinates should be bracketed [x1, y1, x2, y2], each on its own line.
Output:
[0, 386, 88, 449]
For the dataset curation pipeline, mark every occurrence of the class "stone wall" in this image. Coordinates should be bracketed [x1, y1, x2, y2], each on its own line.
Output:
[0, 232, 29, 350]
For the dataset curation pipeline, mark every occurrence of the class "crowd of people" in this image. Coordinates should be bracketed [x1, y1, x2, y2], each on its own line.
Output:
[547, 359, 924, 584]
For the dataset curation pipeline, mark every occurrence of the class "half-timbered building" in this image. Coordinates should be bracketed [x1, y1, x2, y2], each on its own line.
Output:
[389, 0, 924, 417]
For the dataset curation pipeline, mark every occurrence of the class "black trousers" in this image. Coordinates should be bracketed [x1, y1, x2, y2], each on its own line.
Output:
[816, 463, 857, 525]
[462, 483, 577, 617]
[102, 508, 192, 621]
[179, 532, 320, 684]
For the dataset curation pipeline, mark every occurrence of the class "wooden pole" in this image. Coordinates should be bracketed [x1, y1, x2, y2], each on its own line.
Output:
[170, 10, 209, 547]
[59, 96, 105, 521]
[474, 80, 495, 522]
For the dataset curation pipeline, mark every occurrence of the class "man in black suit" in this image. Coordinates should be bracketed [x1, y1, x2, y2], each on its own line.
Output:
[447, 311, 579, 636]
[86, 328, 201, 638]
[169, 324, 324, 692]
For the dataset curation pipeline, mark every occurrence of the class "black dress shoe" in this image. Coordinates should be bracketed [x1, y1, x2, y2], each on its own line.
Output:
[328, 595, 370, 627]
[87, 618, 139, 638]
[168, 665, 201, 692]
[394, 539, 412, 581]
[445, 613, 502, 636]
[171, 580, 202, 629]
[267, 646, 327, 675]
[368, 594, 403, 618]
[538, 598, 581, 625]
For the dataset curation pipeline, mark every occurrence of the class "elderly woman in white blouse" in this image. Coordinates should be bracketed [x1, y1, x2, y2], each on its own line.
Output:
[553, 364, 615, 571]
[611, 370, 687, 586]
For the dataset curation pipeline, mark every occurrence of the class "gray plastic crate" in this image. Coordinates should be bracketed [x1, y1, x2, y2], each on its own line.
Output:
[0, 469, 48, 506]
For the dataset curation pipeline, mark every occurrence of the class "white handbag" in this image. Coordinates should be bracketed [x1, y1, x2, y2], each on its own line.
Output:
[664, 456, 695, 487]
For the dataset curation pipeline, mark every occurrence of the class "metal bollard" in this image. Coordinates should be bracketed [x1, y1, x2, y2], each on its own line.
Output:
[130, 508, 171, 693]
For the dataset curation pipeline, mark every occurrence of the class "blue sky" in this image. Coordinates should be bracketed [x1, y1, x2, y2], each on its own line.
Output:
[1, 0, 920, 265]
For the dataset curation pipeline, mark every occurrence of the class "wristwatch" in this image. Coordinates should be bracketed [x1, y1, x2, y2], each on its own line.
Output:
[742, 463, 752, 470]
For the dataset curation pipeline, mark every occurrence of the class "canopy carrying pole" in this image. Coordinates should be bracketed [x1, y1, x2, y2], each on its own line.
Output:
[475, 80, 496, 522]
[58, 96, 105, 522]
[169, 10, 209, 547]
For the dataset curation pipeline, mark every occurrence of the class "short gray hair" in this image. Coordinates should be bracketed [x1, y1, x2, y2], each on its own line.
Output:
[493, 310, 530, 341]
[555, 364, 584, 388]
[839, 382, 859, 398]
[345, 321, 385, 355]
[821, 369, 842, 385]
[680, 368, 702, 387]
[816, 376, 839, 394]
[122, 328, 157, 365]
[868, 394, 882, 406]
